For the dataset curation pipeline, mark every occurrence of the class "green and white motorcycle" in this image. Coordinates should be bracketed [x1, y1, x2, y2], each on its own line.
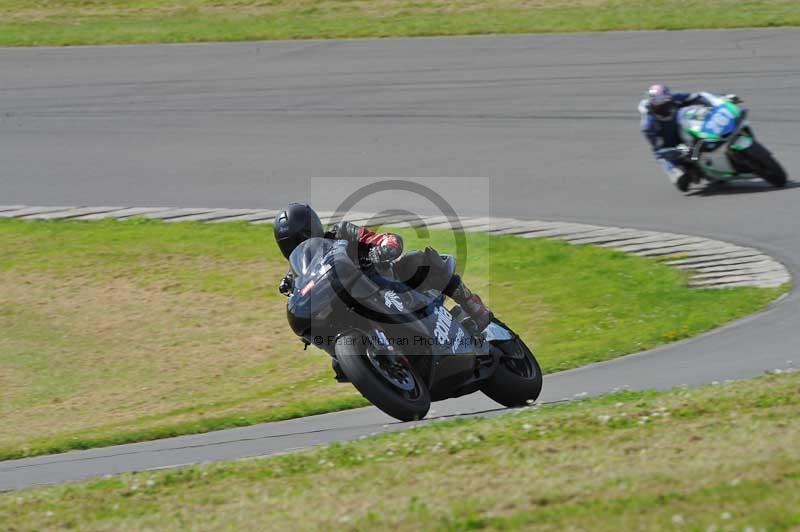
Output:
[676, 95, 786, 188]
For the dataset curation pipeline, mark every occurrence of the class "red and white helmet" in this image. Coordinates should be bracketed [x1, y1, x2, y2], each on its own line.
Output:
[647, 84, 674, 119]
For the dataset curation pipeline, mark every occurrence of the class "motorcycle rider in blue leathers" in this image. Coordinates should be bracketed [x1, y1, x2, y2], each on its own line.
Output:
[639, 84, 738, 192]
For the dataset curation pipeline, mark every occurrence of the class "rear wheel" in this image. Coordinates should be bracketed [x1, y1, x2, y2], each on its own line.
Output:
[335, 333, 430, 422]
[481, 331, 543, 408]
[739, 142, 787, 187]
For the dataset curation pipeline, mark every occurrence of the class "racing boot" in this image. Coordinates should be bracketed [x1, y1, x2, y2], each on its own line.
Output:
[669, 167, 691, 192]
[675, 173, 692, 192]
[671, 161, 703, 193]
[448, 277, 494, 333]
[332, 358, 349, 383]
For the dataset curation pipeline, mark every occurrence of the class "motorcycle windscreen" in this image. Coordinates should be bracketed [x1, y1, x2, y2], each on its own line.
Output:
[289, 237, 337, 286]
[699, 104, 739, 139]
[289, 237, 380, 301]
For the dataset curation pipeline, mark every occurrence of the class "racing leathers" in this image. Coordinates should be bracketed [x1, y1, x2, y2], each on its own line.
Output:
[278, 220, 493, 332]
[639, 92, 717, 190]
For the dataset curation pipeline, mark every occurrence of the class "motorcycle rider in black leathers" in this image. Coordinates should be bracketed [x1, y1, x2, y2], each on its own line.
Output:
[274, 203, 494, 381]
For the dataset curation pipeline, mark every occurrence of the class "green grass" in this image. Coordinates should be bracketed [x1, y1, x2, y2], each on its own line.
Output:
[0, 218, 784, 460]
[0, 0, 798, 47]
[2, 370, 798, 530]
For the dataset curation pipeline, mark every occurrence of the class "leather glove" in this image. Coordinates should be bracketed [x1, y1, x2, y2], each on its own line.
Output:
[279, 275, 294, 296]
[725, 94, 742, 104]
[366, 246, 388, 265]
[367, 245, 400, 265]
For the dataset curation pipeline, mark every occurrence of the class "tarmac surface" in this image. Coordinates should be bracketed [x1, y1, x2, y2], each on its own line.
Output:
[1, 28, 798, 490]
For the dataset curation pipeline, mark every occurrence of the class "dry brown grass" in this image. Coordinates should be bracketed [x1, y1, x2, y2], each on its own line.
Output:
[0, 266, 348, 453]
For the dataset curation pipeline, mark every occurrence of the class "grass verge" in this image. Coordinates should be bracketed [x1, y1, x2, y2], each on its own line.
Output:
[0, 0, 798, 47]
[2, 371, 798, 530]
[0, 218, 784, 460]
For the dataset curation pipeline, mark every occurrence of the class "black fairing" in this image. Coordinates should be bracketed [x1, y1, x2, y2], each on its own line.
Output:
[286, 295, 311, 337]
[285, 237, 501, 399]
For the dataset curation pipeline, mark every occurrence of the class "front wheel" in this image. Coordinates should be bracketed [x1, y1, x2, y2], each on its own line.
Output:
[335, 333, 430, 422]
[481, 330, 543, 408]
[738, 142, 787, 187]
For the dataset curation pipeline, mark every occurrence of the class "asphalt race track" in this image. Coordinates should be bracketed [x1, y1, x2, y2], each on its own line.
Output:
[1, 28, 799, 490]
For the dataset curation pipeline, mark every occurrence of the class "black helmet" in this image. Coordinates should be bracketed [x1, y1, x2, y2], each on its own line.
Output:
[273, 203, 324, 259]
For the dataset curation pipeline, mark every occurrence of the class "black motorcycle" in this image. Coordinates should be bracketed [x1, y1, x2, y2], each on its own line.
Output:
[285, 237, 543, 421]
